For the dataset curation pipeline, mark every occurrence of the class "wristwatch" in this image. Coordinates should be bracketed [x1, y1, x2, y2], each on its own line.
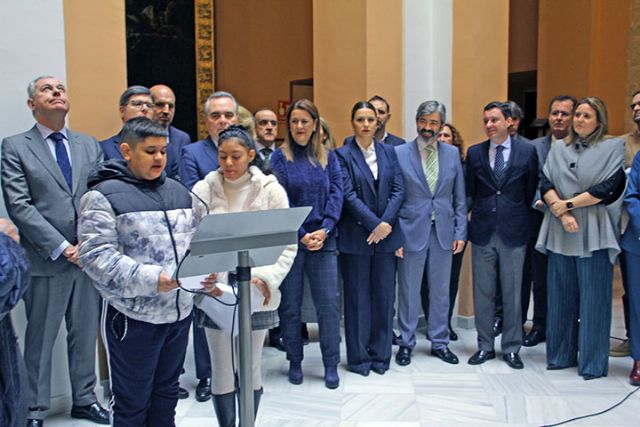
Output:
[566, 201, 574, 210]
[323, 227, 331, 237]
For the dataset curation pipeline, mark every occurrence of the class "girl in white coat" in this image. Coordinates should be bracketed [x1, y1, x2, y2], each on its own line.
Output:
[192, 125, 296, 426]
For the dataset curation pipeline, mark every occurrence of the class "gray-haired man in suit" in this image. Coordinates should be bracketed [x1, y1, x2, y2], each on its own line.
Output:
[1, 76, 109, 426]
[394, 100, 467, 366]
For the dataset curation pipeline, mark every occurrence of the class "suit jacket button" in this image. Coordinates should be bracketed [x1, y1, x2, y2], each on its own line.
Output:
[496, 191, 501, 195]
[491, 208, 496, 212]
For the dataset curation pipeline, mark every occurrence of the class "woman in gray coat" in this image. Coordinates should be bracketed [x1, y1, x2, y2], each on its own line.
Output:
[536, 96, 626, 380]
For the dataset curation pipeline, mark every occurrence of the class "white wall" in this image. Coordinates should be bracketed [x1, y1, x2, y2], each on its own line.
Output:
[1, 0, 81, 416]
[403, 0, 453, 139]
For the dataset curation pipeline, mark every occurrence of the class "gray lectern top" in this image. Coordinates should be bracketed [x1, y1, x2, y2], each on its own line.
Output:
[175, 207, 311, 278]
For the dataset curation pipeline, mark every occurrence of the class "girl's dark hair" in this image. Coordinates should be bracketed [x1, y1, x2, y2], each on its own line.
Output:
[218, 125, 255, 151]
[217, 125, 260, 167]
[350, 101, 376, 120]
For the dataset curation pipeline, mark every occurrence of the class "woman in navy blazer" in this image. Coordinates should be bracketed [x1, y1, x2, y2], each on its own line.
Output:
[336, 101, 405, 376]
[621, 151, 640, 385]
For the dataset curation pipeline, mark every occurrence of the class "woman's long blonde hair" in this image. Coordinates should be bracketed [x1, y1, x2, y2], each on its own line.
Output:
[281, 99, 328, 169]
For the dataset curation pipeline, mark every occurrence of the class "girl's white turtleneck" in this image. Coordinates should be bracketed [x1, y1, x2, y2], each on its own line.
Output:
[222, 170, 252, 212]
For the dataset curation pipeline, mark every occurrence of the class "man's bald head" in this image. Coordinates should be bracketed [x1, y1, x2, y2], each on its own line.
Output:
[150, 84, 176, 128]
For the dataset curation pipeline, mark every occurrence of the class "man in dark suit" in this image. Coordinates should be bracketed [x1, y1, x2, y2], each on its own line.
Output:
[99, 85, 154, 163]
[150, 84, 191, 180]
[179, 91, 238, 188]
[254, 108, 278, 173]
[492, 100, 532, 336]
[523, 95, 577, 348]
[1, 76, 109, 426]
[394, 101, 467, 366]
[369, 95, 406, 146]
[466, 101, 538, 370]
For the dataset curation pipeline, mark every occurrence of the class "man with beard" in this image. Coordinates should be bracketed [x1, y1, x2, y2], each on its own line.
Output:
[394, 101, 466, 366]
[254, 108, 278, 172]
[466, 102, 538, 370]
[369, 95, 405, 146]
[522, 95, 576, 348]
[150, 84, 191, 180]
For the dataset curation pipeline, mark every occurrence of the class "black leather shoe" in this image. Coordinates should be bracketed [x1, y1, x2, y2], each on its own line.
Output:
[178, 386, 189, 399]
[492, 318, 503, 337]
[431, 347, 459, 364]
[26, 419, 43, 427]
[468, 349, 496, 365]
[70, 402, 110, 425]
[395, 346, 412, 366]
[503, 352, 524, 369]
[195, 377, 212, 402]
[449, 327, 458, 341]
[523, 329, 546, 347]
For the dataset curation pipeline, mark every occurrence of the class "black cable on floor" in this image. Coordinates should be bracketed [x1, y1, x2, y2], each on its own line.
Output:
[541, 386, 639, 427]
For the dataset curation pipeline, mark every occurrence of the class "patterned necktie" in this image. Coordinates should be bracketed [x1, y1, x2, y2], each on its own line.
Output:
[261, 147, 273, 169]
[424, 144, 438, 192]
[50, 132, 72, 190]
[494, 145, 506, 179]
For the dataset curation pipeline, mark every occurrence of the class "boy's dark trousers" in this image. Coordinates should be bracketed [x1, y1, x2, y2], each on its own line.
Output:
[104, 304, 191, 427]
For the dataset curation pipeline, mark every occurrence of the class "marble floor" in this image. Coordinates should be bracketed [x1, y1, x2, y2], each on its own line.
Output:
[47, 286, 639, 426]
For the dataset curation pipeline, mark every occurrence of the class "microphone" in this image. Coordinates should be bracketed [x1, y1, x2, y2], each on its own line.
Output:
[174, 177, 210, 215]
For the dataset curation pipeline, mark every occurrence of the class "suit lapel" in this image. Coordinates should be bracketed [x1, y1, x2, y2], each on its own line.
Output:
[433, 141, 446, 194]
[374, 141, 386, 184]
[408, 139, 431, 194]
[348, 138, 376, 194]
[478, 140, 499, 188]
[24, 126, 71, 193]
[68, 131, 83, 194]
[499, 139, 519, 186]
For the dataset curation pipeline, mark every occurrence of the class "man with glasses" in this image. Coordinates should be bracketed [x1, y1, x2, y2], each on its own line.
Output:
[253, 108, 278, 172]
[149, 84, 191, 180]
[179, 91, 238, 189]
[100, 86, 155, 161]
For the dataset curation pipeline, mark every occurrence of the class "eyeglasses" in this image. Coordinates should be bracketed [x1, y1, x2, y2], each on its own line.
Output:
[128, 100, 155, 109]
[257, 119, 277, 126]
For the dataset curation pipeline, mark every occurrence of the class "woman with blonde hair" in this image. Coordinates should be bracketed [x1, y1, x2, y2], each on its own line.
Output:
[536, 96, 626, 379]
[270, 99, 343, 389]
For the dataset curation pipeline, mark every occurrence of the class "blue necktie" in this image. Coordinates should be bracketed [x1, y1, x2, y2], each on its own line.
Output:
[50, 132, 72, 191]
[494, 145, 506, 179]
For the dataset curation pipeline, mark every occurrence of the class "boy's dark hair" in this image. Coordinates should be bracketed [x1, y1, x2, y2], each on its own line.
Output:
[122, 117, 168, 147]
[483, 101, 512, 119]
